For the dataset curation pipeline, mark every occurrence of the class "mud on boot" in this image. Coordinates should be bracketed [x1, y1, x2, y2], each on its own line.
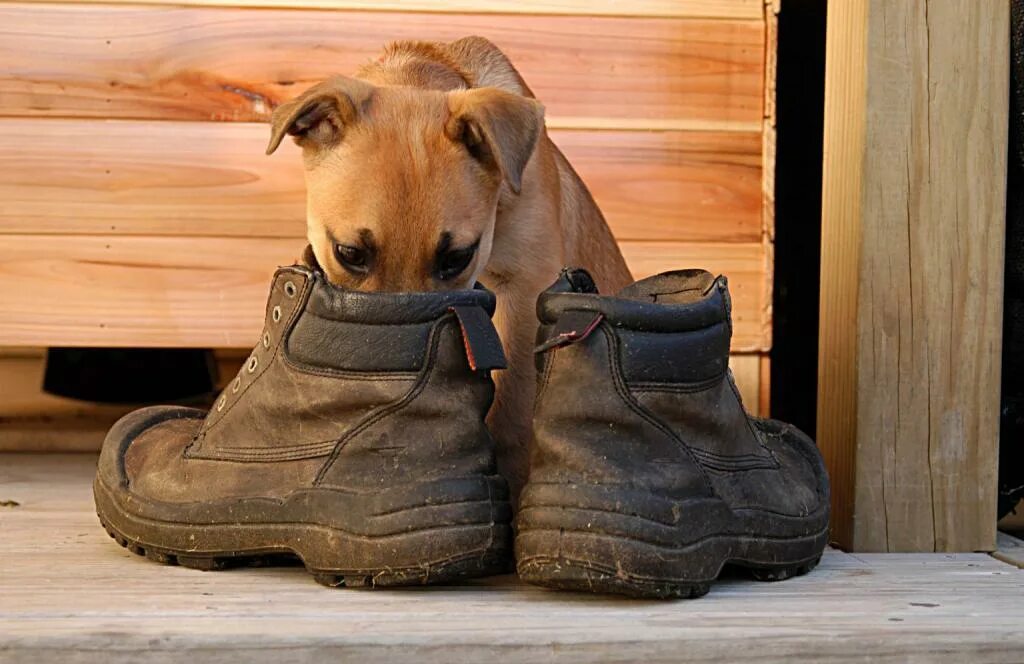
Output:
[515, 268, 830, 599]
[94, 247, 512, 587]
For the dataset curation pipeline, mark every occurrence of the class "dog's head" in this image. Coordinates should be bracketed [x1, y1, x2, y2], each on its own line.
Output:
[267, 75, 544, 291]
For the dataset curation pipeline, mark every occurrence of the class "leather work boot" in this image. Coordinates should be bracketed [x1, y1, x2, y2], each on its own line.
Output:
[94, 249, 512, 587]
[515, 268, 830, 598]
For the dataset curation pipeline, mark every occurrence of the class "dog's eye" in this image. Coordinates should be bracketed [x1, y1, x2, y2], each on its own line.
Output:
[435, 244, 477, 281]
[334, 244, 370, 275]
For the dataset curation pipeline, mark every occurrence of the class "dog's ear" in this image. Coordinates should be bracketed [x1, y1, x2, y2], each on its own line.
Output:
[446, 87, 544, 194]
[444, 36, 535, 98]
[266, 76, 374, 155]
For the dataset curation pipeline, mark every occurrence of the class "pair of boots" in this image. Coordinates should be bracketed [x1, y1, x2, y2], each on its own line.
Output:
[94, 252, 829, 599]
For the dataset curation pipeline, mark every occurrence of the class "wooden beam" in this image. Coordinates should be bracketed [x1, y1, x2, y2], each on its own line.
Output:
[818, 0, 1008, 552]
[0, 236, 770, 351]
[0, 4, 764, 129]
[0, 119, 764, 244]
[13, 0, 765, 20]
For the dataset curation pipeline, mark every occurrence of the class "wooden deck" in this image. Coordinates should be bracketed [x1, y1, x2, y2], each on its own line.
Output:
[2, 454, 1023, 662]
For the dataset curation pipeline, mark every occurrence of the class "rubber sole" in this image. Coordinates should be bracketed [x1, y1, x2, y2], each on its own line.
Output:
[95, 478, 512, 588]
[515, 506, 828, 599]
[517, 537, 824, 599]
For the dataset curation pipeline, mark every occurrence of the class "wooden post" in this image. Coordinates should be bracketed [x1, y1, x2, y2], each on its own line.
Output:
[818, 0, 1008, 552]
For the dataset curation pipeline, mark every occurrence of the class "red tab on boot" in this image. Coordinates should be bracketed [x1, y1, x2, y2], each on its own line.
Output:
[534, 312, 604, 354]
[449, 305, 507, 372]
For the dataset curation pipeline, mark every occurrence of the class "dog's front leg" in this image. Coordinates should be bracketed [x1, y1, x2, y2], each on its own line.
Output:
[485, 279, 547, 507]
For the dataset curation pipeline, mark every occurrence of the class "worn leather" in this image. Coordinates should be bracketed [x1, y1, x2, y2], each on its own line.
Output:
[529, 267, 828, 519]
[532, 324, 713, 499]
[316, 319, 499, 491]
[288, 316, 436, 372]
[306, 277, 495, 323]
[101, 253, 504, 507]
[537, 270, 730, 333]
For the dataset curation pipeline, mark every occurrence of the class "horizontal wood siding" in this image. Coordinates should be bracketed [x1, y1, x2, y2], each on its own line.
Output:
[0, 235, 768, 349]
[0, 120, 763, 243]
[0, 0, 773, 435]
[0, 4, 765, 130]
[13, 0, 764, 19]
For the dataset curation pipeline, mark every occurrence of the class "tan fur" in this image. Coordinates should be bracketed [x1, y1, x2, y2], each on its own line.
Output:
[268, 37, 633, 501]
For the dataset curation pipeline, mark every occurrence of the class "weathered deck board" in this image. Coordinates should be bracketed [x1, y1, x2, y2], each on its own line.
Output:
[1, 454, 1022, 662]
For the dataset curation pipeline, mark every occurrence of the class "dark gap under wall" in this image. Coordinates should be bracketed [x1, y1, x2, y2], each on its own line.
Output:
[770, 0, 827, 436]
[43, 348, 218, 404]
[1001, 0, 1024, 519]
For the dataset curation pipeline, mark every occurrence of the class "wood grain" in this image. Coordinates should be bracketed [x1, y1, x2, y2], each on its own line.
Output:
[0, 3, 764, 129]
[13, 0, 765, 19]
[2, 454, 1023, 662]
[0, 235, 768, 351]
[818, 0, 866, 553]
[758, 353, 771, 416]
[0, 119, 763, 244]
[818, 0, 1007, 552]
[555, 130, 763, 242]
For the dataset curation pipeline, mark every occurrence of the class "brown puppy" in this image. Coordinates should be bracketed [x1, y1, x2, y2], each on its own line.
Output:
[267, 37, 632, 500]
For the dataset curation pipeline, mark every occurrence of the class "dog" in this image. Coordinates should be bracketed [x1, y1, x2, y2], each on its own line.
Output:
[266, 36, 633, 501]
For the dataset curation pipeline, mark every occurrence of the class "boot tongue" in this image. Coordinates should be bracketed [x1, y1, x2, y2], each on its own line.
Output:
[616, 269, 718, 304]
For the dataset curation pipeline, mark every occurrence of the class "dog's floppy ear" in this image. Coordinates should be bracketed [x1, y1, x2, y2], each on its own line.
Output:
[266, 76, 374, 155]
[446, 87, 544, 194]
[445, 36, 535, 98]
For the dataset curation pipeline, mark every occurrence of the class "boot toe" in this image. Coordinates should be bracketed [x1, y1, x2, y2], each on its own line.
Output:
[96, 405, 206, 492]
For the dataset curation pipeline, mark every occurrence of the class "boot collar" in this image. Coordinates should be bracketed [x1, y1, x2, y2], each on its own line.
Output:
[282, 246, 497, 324]
[537, 268, 729, 332]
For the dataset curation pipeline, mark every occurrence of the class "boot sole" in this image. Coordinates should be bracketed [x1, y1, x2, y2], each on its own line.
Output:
[515, 483, 829, 599]
[95, 477, 512, 588]
[516, 526, 826, 599]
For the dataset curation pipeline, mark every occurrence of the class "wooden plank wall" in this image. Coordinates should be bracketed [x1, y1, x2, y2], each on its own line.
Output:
[818, 0, 1007, 552]
[0, 0, 774, 444]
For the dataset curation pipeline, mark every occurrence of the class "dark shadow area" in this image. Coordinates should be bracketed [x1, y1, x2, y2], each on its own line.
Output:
[43, 348, 218, 404]
[769, 0, 827, 436]
[1000, 0, 1024, 519]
